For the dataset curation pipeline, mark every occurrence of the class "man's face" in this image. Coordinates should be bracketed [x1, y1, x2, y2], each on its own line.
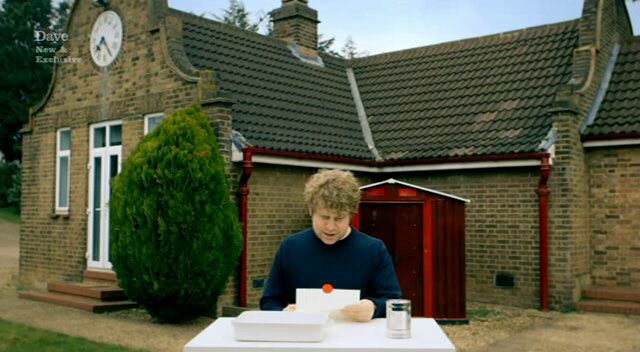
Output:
[310, 204, 352, 245]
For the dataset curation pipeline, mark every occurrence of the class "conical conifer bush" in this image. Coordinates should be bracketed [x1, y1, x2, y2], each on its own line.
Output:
[110, 104, 242, 323]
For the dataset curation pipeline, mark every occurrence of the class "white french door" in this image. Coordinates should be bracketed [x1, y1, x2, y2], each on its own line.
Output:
[87, 121, 122, 270]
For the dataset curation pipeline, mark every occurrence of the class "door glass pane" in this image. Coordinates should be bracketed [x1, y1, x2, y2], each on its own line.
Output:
[94, 127, 106, 148]
[108, 154, 119, 264]
[109, 154, 118, 198]
[58, 156, 69, 208]
[92, 157, 102, 261]
[109, 125, 122, 146]
[59, 130, 71, 151]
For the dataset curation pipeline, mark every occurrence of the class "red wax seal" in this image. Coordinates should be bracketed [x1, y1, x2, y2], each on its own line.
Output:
[322, 284, 333, 294]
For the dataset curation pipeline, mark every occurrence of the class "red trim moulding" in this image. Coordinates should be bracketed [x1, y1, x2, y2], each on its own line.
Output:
[351, 211, 360, 230]
[243, 147, 549, 166]
[581, 133, 640, 141]
[423, 201, 433, 318]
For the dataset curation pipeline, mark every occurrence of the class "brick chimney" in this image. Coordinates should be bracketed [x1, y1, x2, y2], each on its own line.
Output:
[271, 0, 319, 56]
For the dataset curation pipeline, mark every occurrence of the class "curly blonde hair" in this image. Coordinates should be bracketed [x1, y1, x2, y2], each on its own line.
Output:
[304, 169, 361, 215]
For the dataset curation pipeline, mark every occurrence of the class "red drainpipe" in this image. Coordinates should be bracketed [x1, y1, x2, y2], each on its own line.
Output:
[238, 149, 253, 307]
[536, 155, 551, 311]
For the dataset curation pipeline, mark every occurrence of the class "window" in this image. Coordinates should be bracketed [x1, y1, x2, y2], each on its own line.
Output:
[144, 113, 164, 135]
[56, 128, 71, 211]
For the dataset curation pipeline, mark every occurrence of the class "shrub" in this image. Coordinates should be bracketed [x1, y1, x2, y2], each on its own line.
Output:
[0, 160, 20, 207]
[7, 165, 21, 207]
[110, 104, 242, 323]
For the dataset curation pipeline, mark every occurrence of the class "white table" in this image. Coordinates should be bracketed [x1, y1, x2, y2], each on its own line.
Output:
[184, 317, 456, 351]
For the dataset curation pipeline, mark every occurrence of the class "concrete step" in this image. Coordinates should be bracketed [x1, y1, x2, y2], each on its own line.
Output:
[576, 299, 640, 315]
[19, 290, 137, 313]
[83, 270, 118, 283]
[583, 286, 640, 303]
[47, 281, 127, 301]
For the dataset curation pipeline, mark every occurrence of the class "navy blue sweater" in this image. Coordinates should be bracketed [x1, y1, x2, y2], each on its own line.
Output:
[260, 227, 402, 318]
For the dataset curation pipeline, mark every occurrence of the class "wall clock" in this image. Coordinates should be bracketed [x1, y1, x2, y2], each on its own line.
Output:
[90, 10, 123, 68]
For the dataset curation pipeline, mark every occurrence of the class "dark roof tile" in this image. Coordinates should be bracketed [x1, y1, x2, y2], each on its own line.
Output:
[351, 20, 578, 160]
[176, 9, 374, 160]
[584, 39, 640, 137]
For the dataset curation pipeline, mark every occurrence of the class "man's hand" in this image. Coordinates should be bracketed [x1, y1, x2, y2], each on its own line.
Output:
[283, 304, 297, 311]
[341, 299, 375, 322]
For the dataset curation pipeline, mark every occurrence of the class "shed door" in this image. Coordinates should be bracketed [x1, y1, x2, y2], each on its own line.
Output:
[359, 203, 425, 316]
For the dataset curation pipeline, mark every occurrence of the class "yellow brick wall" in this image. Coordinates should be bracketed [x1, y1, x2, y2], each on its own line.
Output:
[20, 0, 239, 317]
[587, 146, 640, 287]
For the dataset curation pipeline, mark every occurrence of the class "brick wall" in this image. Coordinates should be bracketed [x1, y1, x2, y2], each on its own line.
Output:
[271, 1, 318, 51]
[244, 165, 373, 306]
[543, 0, 633, 308]
[243, 166, 549, 309]
[273, 17, 318, 50]
[390, 169, 542, 308]
[244, 165, 314, 305]
[548, 108, 592, 308]
[20, 0, 238, 316]
[587, 146, 640, 287]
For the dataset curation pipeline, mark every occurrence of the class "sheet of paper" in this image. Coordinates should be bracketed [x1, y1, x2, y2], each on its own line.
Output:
[296, 288, 360, 320]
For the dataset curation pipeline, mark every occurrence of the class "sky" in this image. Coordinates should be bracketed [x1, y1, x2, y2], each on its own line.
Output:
[168, 0, 640, 56]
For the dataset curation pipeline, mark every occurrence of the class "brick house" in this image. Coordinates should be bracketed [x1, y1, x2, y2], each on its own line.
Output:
[20, 0, 639, 314]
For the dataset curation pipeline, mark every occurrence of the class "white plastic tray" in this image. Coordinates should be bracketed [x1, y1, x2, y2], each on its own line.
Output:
[232, 311, 329, 342]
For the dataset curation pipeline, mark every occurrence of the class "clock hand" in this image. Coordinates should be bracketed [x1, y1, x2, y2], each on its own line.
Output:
[96, 36, 113, 57]
[103, 41, 113, 57]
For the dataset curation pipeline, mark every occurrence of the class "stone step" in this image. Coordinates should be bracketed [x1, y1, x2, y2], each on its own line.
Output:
[583, 286, 640, 303]
[47, 281, 127, 301]
[576, 299, 640, 316]
[19, 290, 137, 313]
[83, 270, 118, 283]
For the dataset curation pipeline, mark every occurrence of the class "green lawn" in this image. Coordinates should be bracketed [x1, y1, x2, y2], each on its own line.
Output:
[0, 206, 19, 224]
[0, 319, 146, 352]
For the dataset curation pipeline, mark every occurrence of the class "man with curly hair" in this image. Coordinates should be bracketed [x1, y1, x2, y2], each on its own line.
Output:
[260, 169, 402, 322]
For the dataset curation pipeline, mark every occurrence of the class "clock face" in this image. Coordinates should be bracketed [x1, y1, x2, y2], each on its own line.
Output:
[90, 10, 123, 68]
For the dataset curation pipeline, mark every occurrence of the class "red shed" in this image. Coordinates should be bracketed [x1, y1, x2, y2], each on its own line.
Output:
[353, 179, 469, 323]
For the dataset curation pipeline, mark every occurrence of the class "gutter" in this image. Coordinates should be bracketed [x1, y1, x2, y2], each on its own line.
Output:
[582, 133, 640, 148]
[237, 147, 549, 172]
[237, 149, 254, 307]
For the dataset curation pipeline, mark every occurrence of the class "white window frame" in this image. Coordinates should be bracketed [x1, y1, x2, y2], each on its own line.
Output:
[87, 120, 123, 270]
[55, 128, 71, 212]
[144, 112, 164, 135]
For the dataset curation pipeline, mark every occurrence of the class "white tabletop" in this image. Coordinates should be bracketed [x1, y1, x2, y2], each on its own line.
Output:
[184, 317, 456, 352]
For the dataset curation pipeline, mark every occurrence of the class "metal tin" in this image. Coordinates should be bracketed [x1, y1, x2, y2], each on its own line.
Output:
[386, 299, 411, 338]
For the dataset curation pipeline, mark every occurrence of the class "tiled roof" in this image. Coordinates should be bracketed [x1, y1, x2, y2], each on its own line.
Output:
[351, 21, 579, 160]
[584, 38, 640, 137]
[175, 10, 375, 160]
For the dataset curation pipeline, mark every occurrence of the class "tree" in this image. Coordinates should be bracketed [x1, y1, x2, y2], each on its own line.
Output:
[109, 104, 243, 323]
[211, 0, 269, 33]
[318, 34, 340, 57]
[340, 36, 369, 59]
[0, 0, 71, 162]
[210, 0, 344, 56]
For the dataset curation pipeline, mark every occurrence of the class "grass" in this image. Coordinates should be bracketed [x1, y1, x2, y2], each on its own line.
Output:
[0, 206, 19, 224]
[0, 319, 146, 352]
